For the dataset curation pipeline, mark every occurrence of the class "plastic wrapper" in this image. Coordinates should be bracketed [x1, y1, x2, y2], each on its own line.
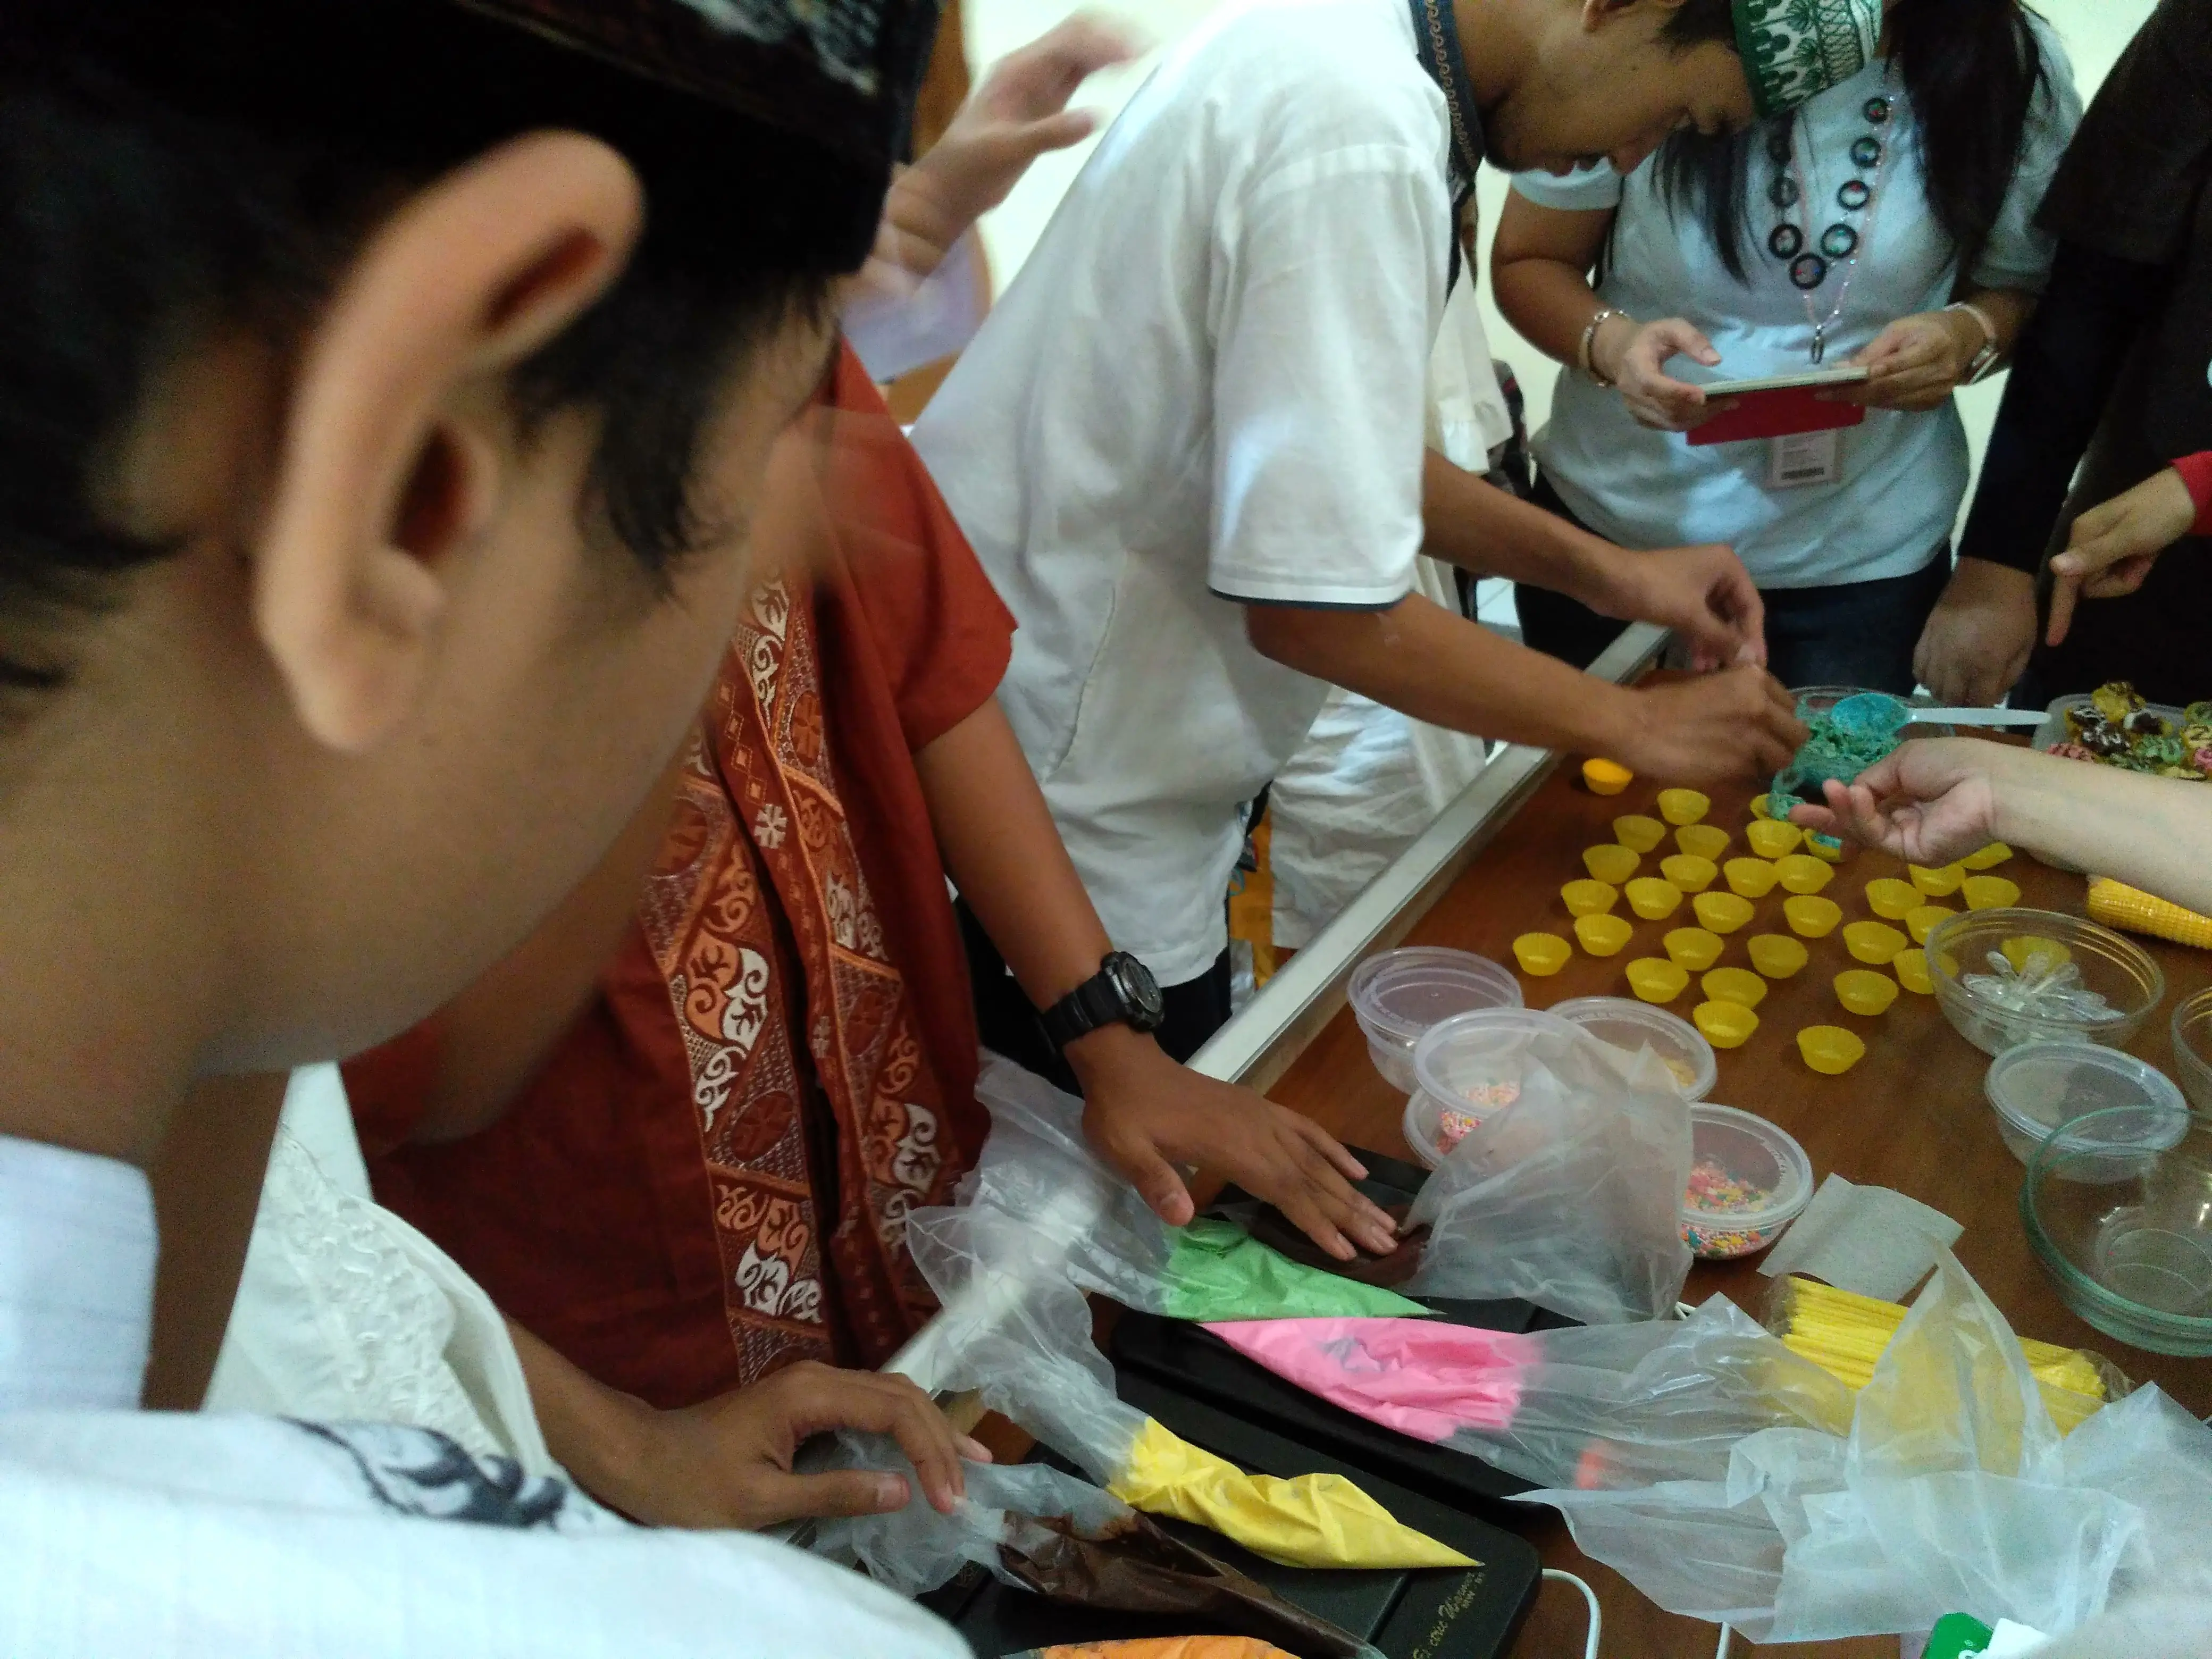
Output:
[1002, 1641, 1300, 1659]
[815, 1437, 1380, 1658]
[1501, 1255, 2212, 1643]
[1402, 1023, 1694, 1323]
[902, 1178, 1467, 1570]
[905, 1058, 1425, 1326]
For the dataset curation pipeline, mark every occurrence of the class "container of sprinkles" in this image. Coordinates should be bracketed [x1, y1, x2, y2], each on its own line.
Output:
[1404, 1006, 1580, 1169]
[1680, 1104, 1814, 1259]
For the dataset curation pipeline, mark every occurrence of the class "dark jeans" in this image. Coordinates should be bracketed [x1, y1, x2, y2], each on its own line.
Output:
[1514, 472, 1953, 694]
[956, 899, 1234, 1094]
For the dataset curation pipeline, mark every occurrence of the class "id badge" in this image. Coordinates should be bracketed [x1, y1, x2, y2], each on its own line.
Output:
[1769, 429, 1842, 490]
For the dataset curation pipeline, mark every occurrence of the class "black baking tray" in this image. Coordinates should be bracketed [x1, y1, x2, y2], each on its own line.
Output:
[924, 1367, 1541, 1658]
[1110, 1146, 1574, 1520]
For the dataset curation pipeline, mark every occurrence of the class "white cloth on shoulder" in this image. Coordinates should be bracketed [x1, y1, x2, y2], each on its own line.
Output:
[208, 1064, 551, 1471]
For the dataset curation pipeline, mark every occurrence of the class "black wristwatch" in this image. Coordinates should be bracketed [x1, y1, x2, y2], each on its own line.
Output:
[1038, 951, 1165, 1050]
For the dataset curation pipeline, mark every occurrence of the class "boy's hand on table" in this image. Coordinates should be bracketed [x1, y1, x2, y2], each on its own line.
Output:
[1606, 667, 1806, 786]
[1913, 557, 2038, 707]
[604, 1361, 990, 1531]
[1068, 1026, 1398, 1262]
[1787, 739, 2004, 869]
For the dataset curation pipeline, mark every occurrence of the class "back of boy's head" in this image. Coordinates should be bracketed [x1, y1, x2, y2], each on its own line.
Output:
[0, 0, 926, 696]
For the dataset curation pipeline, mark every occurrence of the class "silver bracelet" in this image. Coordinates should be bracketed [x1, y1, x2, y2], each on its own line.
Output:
[1945, 299, 2002, 384]
[1578, 308, 1629, 388]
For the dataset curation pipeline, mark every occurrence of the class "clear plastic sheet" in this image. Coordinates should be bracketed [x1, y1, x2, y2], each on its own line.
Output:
[1505, 1255, 2212, 1643]
[1403, 1025, 1694, 1323]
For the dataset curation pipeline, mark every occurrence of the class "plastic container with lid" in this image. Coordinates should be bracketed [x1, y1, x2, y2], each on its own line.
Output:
[1547, 995, 1717, 1101]
[1983, 1041, 2190, 1173]
[1402, 1006, 1580, 1169]
[1682, 1104, 1815, 1259]
[1349, 947, 1523, 1094]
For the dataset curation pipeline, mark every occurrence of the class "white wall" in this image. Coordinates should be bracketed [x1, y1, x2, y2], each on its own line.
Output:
[969, 0, 2158, 533]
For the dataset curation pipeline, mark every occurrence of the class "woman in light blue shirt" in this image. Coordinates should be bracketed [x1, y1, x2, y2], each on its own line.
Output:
[1491, 0, 2081, 695]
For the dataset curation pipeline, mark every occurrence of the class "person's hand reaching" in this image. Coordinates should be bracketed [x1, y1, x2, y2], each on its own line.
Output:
[606, 1362, 991, 1531]
[1786, 739, 2004, 869]
[1608, 667, 1806, 786]
[1591, 316, 1735, 432]
[2046, 466, 2197, 646]
[1912, 557, 2039, 707]
[1595, 541, 1766, 669]
[864, 14, 1138, 290]
[1068, 1026, 1398, 1262]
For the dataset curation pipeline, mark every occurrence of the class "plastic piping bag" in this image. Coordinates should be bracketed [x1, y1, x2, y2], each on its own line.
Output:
[1203, 1318, 1536, 1443]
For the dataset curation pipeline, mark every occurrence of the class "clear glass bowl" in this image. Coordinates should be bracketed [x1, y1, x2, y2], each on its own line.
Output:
[1925, 908, 2164, 1057]
[1349, 948, 1523, 1094]
[1681, 1103, 1813, 1259]
[1547, 995, 1718, 1101]
[2023, 1107, 2212, 1356]
[1983, 1041, 2189, 1171]
[1403, 1007, 1580, 1169]
[2173, 988, 2212, 1115]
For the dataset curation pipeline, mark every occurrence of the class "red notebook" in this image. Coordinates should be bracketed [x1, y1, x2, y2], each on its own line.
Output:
[1686, 366, 1870, 447]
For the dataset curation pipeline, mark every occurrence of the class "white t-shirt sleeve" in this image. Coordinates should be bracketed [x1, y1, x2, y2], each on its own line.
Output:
[1510, 162, 1626, 212]
[1968, 22, 2085, 294]
[1205, 145, 1449, 608]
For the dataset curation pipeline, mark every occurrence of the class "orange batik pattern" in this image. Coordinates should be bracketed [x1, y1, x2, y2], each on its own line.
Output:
[636, 576, 955, 1381]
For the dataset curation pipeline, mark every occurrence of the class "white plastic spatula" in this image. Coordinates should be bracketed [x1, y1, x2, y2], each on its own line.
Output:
[1911, 707, 2048, 728]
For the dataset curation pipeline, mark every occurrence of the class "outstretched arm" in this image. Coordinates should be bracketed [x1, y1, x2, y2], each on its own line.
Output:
[914, 697, 1399, 1261]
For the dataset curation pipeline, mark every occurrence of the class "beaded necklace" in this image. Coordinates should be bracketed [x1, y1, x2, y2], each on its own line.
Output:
[1766, 80, 1896, 364]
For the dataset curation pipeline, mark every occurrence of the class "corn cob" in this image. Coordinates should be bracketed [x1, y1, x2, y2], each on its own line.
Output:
[2087, 876, 2212, 950]
[1767, 1277, 2118, 1433]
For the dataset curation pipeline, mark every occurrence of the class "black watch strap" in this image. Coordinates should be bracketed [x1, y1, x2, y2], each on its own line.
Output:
[1038, 951, 1164, 1050]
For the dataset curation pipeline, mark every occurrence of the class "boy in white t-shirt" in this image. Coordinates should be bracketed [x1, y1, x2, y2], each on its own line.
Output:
[0, 0, 978, 1649]
[916, 0, 1819, 1048]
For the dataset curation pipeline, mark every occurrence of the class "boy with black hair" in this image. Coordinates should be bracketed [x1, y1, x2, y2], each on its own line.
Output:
[0, 0, 974, 1644]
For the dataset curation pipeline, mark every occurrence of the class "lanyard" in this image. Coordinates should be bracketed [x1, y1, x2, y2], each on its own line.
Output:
[1409, 0, 1482, 285]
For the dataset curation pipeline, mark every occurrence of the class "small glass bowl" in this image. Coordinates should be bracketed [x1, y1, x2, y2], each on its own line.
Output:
[1676, 824, 1731, 862]
[1625, 877, 1684, 921]
[1682, 1103, 1814, 1258]
[1350, 946, 1526, 1094]
[1561, 878, 1619, 917]
[1865, 878, 1919, 920]
[1658, 789, 1711, 826]
[1583, 843, 1640, 884]
[1627, 957, 1690, 1005]
[1549, 995, 1718, 1100]
[1925, 908, 2165, 1058]
[1797, 1024, 1867, 1076]
[1694, 891, 1755, 935]
[1612, 814, 1668, 854]
[2023, 1107, 2212, 1356]
[1783, 895, 1842, 939]
[1660, 854, 1718, 894]
[1701, 966, 1767, 1010]
[1692, 1000, 1759, 1049]
[1724, 857, 1779, 899]
[1841, 919, 1907, 965]
[2173, 987, 2212, 1114]
[1774, 854, 1833, 895]
[1574, 912, 1634, 957]
[1748, 934, 1809, 978]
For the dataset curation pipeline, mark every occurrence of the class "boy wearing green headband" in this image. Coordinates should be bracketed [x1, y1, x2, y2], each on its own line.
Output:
[915, 0, 1878, 1060]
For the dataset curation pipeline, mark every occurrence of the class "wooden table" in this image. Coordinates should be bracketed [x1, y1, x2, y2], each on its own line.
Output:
[1264, 747, 2212, 1659]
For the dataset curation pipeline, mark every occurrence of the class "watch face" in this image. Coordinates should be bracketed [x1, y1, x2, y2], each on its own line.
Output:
[1106, 952, 1166, 1029]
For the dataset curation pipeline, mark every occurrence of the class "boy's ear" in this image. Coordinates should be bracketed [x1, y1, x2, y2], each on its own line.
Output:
[256, 132, 644, 754]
